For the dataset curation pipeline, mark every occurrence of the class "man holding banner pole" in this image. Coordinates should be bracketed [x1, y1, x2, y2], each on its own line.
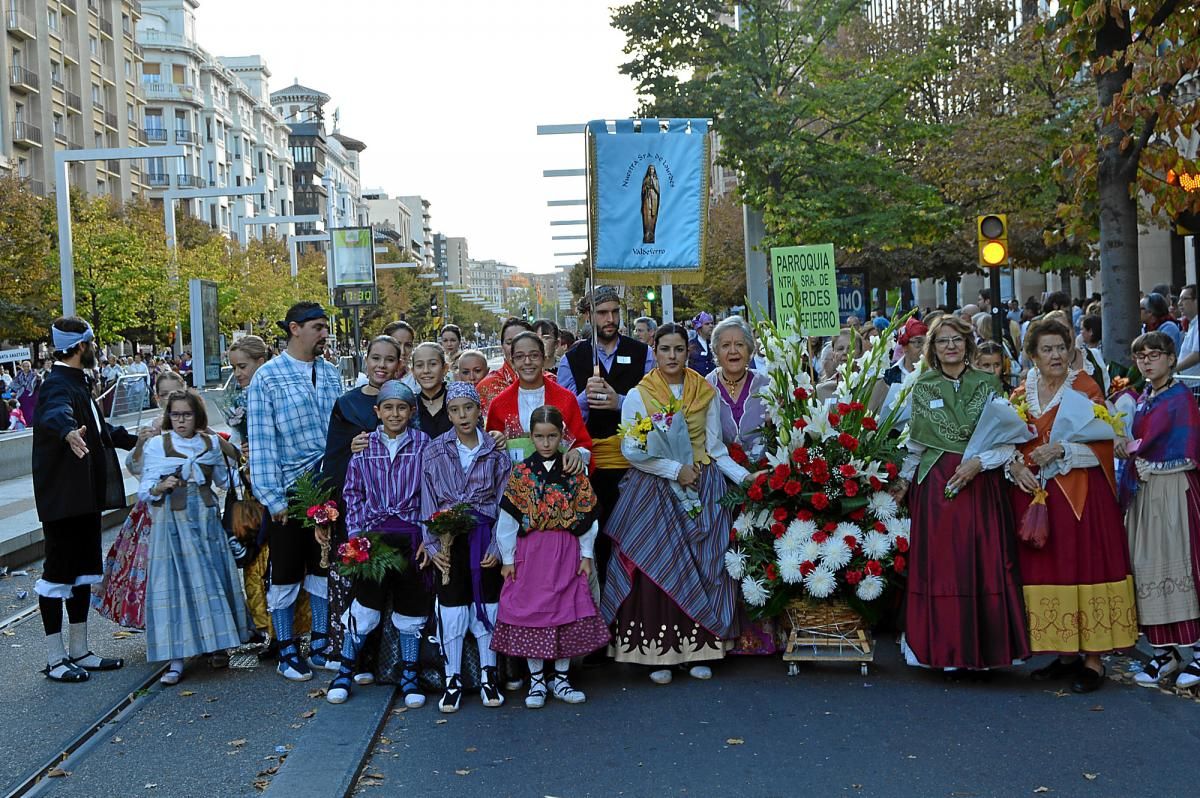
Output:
[558, 286, 653, 591]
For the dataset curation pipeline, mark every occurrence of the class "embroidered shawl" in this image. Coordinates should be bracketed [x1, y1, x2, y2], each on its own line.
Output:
[638, 367, 716, 465]
[499, 451, 598, 537]
[1119, 381, 1200, 508]
[908, 367, 999, 480]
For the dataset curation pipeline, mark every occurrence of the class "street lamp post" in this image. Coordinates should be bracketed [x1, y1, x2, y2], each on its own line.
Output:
[55, 145, 187, 316]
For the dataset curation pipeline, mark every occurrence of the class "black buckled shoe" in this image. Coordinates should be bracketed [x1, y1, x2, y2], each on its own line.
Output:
[1030, 656, 1082, 681]
[1071, 664, 1106, 694]
[42, 658, 90, 683]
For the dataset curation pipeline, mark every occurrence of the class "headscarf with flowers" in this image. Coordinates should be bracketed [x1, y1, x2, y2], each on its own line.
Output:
[499, 450, 598, 538]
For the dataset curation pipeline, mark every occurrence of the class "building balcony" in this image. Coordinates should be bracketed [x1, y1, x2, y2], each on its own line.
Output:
[12, 122, 43, 147]
[66, 91, 82, 111]
[147, 173, 169, 187]
[104, 112, 118, 129]
[99, 17, 113, 38]
[141, 82, 200, 105]
[175, 129, 197, 144]
[63, 40, 80, 64]
[55, 128, 69, 145]
[137, 29, 199, 53]
[144, 128, 167, 142]
[132, 43, 143, 59]
[178, 174, 206, 188]
[5, 10, 36, 39]
[63, 0, 77, 12]
[9, 65, 39, 93]
[52, 77, 65, 91]
[26, 179, 46, 195]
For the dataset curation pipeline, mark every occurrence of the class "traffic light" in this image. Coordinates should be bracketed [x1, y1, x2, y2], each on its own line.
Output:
[430, 293, 438, 314]
[976, 214, 1008, 268]
[645, 289, 656, 302]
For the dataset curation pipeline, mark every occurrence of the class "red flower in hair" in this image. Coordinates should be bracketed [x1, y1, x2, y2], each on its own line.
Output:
[810, 493, 830, 510]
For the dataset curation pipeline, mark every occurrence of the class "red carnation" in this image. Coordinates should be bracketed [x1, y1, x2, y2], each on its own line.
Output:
[784, 480, 803, 497]
[885, 462, 899, 478]
[873, 521, 887, 533]
[768, 474, 786, 491]
[729, 528, 737, 542]
[748, 485, 764, 501]
[893, 555, 907, 573]
[728, 443, 748, 466]
[845, 569, 863, 585]
[836, 402, 852, 415]
[793, 387, 809, 401]
[843, 535, 859, 549]
[849, 402, 864, 412]
[862, 417, 878, 431]
[812, 531, 829, 544]
[793, 418, 807, 430]
[773, 507, 790, 522]
[799, 560, 817, 577]
[796, 510, 814, 521]
[791, 448, 806, 464]
[865, 560, 883, 577]
[843, 480, 859, 497]
[838, 432, 860, 452]
[774, 464, 791, 480]
[839, 464, 857, 477]
[823, 522, 838, 532]
[828, 413, 841, 427]
[771, 522, 786, 539]
[849, 509, 866, 521]
[755, 471, 769, 486]
[810, 493, 830, 510]
[766, 563, 778, 581]
[869, 476, 883, 492]
[895, 537, 909, 553]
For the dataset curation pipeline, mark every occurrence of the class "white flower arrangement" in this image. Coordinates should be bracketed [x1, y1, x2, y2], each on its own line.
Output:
[778, 553, 805, 584]
[861, 531, 893, 560]
[834, 521, 863, 544]
[855, 574, 886, 602]
[819, 537, 854, 570]
[867, 491, 899, 520]
[741, 575, 770, 607]
[724, 548, 748, 580]
[803, 564, 838, 598]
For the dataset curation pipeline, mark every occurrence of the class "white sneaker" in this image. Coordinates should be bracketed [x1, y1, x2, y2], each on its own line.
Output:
[1175, 658, 1200, 690]
[649, 669, 673, 685]
[404, 692, 427, 708]
[326, 686, 350, 704]
[1134, 651, 1180, 687]
[353, 672, 375, 685]
[688, 665, 713, 680]
[551, 674, 586, 704]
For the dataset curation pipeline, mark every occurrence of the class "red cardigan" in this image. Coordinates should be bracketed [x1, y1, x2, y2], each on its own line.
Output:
[485, 379, 593, 456]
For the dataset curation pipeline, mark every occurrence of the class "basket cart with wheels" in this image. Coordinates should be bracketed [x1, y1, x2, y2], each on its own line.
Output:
[782, 598, 874, 676]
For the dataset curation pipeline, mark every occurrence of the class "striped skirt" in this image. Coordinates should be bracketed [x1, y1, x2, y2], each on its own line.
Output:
[145, 485, 249, 662]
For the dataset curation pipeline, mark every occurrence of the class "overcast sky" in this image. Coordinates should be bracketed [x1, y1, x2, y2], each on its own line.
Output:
[198, 0, 640, 274]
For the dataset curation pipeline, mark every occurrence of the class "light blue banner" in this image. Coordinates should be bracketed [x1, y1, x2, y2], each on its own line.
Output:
[589, 119, 710, 275]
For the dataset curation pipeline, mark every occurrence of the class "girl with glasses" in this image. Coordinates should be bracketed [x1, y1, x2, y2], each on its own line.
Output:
[1119, 331, 1200, 689]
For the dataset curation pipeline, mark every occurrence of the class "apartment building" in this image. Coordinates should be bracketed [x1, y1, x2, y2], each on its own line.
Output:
[137, 1, 294, 239]
[398, 194, 433, 268]
[1, 0, 146, 199]
[365, 189, 414, 255]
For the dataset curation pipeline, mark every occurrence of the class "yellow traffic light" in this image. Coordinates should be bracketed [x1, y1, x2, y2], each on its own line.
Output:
[977, 214, 1008, 268]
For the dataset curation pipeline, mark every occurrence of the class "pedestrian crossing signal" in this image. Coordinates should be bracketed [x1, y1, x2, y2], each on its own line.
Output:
[645, 289, 656, 301]
[977, 214, 1008, 268]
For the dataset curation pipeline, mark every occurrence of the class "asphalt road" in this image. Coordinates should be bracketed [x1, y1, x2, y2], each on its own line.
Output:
[352, 647, 1200, 798]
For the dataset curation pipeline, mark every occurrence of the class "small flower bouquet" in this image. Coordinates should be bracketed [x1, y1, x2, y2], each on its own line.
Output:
[215, 382, 248, 441]
[287, 472, 337, 567]
[336, 534, 407, 584]
[427, 503, 476, 586]
[621, 399, 701, 518]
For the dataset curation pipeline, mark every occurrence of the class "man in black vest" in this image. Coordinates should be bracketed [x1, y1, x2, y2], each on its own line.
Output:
[33, 317, 138, 682]
[556, 286, 654, 588]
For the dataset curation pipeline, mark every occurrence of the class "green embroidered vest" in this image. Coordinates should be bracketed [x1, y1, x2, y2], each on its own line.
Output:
[907, 367, 1001, 483]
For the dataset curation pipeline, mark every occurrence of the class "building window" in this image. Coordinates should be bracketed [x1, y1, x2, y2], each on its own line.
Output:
[172, 64, 186, 84]
[53, 114, 65, 137]
[142, 62, 161, 83]
[90, 36, 99, 57]
[48, 9, 59, 31]
[122, 14, 130, 34]
[125, 59, 131, 79]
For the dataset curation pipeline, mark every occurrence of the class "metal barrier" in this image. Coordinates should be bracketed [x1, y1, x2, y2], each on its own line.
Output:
[100, 374, 151, 425]
[1177, 374, 1200, 403]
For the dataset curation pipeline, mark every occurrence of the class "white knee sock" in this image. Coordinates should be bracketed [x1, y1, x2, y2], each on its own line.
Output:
[468, 603, 499, 669]
[46, 632, 67, 666]
[526, 657, 545, 675]
[437, 603, 469, 678]
[554, 658, 570, 675]
[68, 622, 89, 660]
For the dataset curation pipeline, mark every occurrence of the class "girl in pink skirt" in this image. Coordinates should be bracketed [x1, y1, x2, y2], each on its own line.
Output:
[492, 405, 611, 708]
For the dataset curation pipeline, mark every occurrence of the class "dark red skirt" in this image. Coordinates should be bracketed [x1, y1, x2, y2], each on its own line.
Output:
[905, 454, 1030, 669]
[1011, 469, 1137, 654]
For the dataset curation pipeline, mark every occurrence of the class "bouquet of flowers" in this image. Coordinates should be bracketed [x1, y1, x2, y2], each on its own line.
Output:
[287, 472, 337, 567]
[720, 310, 916, 619]
[620, 399, 701, 517]
[336, 534, 407, 584]
[214, 382, 248, 441]
[426, 503, 476, 586]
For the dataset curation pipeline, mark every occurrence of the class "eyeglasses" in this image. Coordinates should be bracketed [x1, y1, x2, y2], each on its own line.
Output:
[933, 336, 965, 348]
[1132, 350, 1167, 364]
[510, 352, 543, 363]
[168, 411, 194, 420]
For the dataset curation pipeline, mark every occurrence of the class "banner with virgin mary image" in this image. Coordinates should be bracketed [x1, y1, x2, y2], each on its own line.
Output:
[587, 119, 711, 283]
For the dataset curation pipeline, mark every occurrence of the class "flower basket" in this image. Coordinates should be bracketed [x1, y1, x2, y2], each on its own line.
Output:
[782, 597, 874, 675]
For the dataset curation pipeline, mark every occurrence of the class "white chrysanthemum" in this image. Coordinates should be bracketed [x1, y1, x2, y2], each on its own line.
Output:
[799, 539, 823, 563]
[724, 548, 748, 580]
[867, 491, 899, 520]
[804, 564, 838, 598]
[774, 529, 806, 557]
[855, 574, 885, 602]
[752, 508, 774, 529]
[778, 553, 804, 584]
[835, 522, 863, 544]
[787, 517, 818, 541]
[861, 531, 893, 560]
[819, 538, 853, 570]
[741, 575, 769, 607]
[885, 516, 911, 540]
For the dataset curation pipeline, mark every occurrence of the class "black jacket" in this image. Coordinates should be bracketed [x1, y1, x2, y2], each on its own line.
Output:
[564, 336, 650, 441]
[32, 364, 137, 523]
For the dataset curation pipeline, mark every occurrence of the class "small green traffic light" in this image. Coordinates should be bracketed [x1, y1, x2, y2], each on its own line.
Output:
[645, 289, 656, 301]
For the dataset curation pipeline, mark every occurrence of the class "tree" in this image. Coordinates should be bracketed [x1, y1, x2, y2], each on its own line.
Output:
[1054, 1, 1200, 366]
[0, 176, 56, 343]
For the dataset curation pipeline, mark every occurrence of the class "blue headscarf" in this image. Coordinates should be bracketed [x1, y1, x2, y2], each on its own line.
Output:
[446, 381, 480, 406]
[51, 321, 94, 352]
[375, 379, 416, 407]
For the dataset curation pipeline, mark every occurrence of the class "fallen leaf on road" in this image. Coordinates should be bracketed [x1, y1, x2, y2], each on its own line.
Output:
[228, 739, 247, 747]
[1045, 689, 1069, 698]
[362, 772, 385, 780]
[180, 691, 195, 697]
[307, 688, 326, 698]
[47, 768, 70, 778]
[1033, 788, 1049, 794]
[300, 709, 316, 719]
[113, 631, 136, 639]
[455, 769, 471, 776]
[465, 746, 477, 752]
[253, 779, 270, 792]
[112, 737, 123, 743]
[1, 630, 14, 637]
[200, 713, 212, 719]
[206, 697, 219, 703]
[435, 719, 448, 725]
[726, 738, 745, 745]
[1083, 774, 1098, 781]
[256, 765, 280, 778]
[289, 723, 302, 729]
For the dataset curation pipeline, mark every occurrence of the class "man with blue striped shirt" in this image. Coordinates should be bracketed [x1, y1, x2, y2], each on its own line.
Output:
[248, 302, 342, 682]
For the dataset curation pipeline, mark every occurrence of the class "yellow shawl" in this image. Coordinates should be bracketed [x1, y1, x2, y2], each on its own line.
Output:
[638, 367, 716, 465]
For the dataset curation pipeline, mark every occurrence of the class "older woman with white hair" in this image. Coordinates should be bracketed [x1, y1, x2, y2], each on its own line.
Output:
[705, 316, 770, 465]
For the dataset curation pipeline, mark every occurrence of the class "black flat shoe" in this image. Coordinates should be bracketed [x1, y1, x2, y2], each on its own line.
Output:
[42, 658, 90, 683]
[69, 651, 125, 671]
[1071, 664, 1105, 694]
[1031, 656, 1083, 681]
